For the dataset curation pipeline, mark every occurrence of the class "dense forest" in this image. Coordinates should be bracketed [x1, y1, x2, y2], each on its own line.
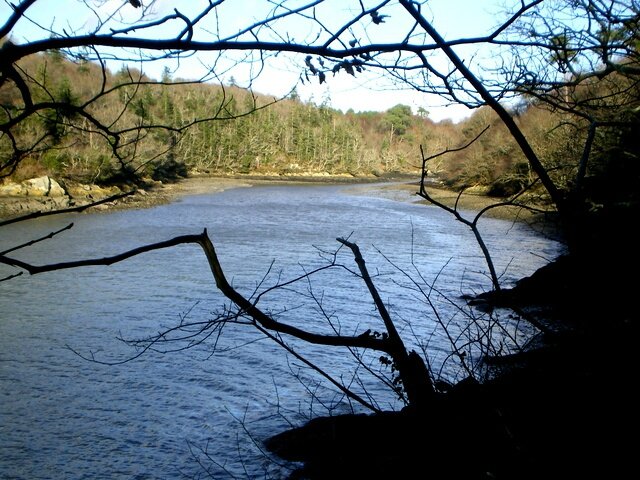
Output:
[4, 48, 634, 214]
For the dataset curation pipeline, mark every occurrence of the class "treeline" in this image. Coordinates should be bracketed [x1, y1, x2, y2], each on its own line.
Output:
[2, 50, 637, 209]
[1, 51, 440, 183]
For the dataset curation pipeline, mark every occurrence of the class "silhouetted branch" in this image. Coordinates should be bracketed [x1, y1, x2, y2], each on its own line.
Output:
[3, 221, 438, 409]
[1, 228, 404, 352]
[336, 237, 404, 352]
[418, 144, 555, 336]
[253, 323, 382, 413]
[200, 232, 396, 353]
[0, 0, 38, 40]
[0, 271, 22, 282]
[0, 190, 136, 227]
[337, 237, 435, 408]
[400, 0, 564, 211]
[0, 230, 202, 273]
[0, 222, 73, 255]
[418, 139, 502, 291]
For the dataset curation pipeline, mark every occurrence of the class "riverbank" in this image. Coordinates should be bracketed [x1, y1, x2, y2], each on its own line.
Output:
[219, 174, 557, 224]
[1, 173, 557, 230]
[261, 228, 634, 480]
[0, 173, 400, 219]
[0, 175, 254, 220]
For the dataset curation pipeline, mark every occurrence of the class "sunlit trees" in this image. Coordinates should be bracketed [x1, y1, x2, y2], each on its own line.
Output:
[2, 52, 428, 181]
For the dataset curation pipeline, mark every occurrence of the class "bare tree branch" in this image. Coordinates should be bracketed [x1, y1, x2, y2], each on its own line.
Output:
[0, 190, 136, 227]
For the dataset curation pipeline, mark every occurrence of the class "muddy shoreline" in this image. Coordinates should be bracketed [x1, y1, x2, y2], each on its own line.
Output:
[0, 173, 556, 228]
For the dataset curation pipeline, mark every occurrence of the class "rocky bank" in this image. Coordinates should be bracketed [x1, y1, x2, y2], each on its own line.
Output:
[0, 175, 256, 220]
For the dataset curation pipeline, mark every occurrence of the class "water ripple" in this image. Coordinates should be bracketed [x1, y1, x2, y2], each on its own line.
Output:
[0, 183, 564, 479]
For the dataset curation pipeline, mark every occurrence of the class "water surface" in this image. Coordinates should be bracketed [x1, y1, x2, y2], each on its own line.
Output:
[0, 183, 564, 478]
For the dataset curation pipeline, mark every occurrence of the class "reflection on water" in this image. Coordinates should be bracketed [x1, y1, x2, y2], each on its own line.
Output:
[0, 183, 564, 478]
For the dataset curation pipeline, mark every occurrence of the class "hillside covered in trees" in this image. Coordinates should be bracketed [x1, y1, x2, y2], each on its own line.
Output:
[5, 48, 634, 214]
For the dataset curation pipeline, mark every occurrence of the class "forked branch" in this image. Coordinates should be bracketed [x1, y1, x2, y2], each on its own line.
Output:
[1, 229, 391, 352]
[2, 226, 436, 409]
[418, 133, 502, 291]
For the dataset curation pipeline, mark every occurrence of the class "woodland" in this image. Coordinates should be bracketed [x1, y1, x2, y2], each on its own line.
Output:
[2, 46, 605, 198]
[1, 1, 639, 478]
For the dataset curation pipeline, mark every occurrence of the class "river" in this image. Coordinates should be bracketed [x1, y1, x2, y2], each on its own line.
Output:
[0, 181, 564, 479]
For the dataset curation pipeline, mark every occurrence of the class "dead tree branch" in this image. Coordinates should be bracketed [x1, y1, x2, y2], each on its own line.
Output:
[0, 190, 136, 227]
[337, 237, 435, 409]
[417, 132, 503, 292]
[2, 225, 440, 410]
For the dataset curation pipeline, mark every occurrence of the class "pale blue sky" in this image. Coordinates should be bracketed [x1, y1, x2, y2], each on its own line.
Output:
[2, 0, 511, 121]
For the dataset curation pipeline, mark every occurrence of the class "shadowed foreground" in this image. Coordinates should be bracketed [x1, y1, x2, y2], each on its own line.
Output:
[265, 255, 636, 479]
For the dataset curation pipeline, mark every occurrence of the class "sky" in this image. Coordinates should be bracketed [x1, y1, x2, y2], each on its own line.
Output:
[1, 0, 511, 122]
